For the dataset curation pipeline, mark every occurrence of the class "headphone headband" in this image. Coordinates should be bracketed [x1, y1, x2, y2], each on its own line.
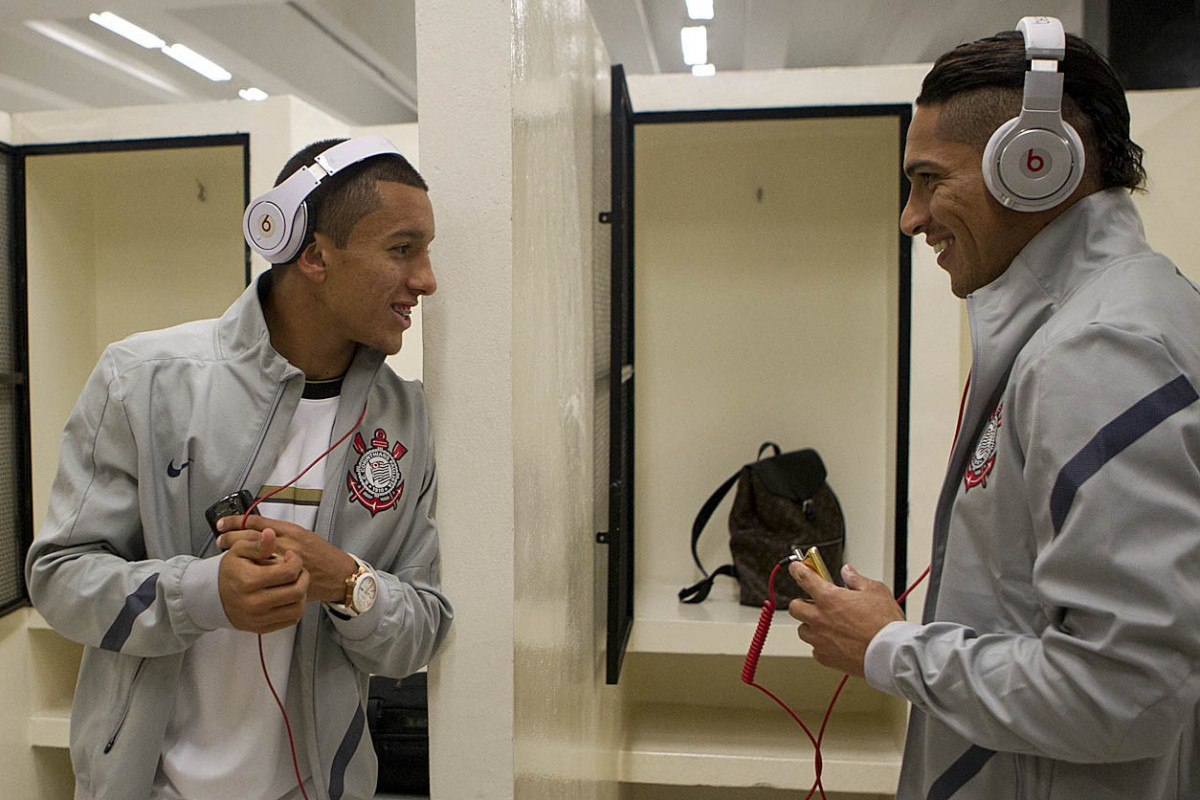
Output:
[243, 136, 403, 264]
[1017, 15, 1065, 59]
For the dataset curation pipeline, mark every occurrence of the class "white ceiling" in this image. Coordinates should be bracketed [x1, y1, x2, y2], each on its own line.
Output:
[0, 0, 1085, 127]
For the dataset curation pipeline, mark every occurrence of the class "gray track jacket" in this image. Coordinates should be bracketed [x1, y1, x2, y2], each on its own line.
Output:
[26, 274, 453, 800]
[865, 189, 1200, 799]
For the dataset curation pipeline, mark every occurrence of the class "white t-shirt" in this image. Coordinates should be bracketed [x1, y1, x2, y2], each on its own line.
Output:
[154, 391, 341, 800]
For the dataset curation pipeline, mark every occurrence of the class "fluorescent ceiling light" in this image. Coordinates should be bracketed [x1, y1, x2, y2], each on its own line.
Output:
[239, 87, 269, 101]
[89, 11, 165, 49]
[25, 20, 185, 96]
[162, 43, 232, 82]
[692, 64, 716, 77]
[686, 0, 715, 20]
[681, 26, 708, 66]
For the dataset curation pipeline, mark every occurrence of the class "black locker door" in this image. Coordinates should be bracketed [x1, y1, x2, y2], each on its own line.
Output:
[0, 142, 33, 616]
[602, 64, 636, 685]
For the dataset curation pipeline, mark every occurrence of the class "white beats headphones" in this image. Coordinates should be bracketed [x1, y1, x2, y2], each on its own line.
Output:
[243, 135, 403, 264]
[981, 16, 1085, 212]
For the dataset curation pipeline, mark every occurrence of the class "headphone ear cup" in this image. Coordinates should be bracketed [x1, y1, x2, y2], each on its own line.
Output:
[243, 198, 289, 256]
[983, 117, 1083, 212]
[982, 117, 1021, 205]
[278, 202, 309, 264]
[242, 197, 309, 264]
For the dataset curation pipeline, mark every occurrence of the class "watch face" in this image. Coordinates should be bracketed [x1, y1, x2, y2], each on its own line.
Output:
[354, 573, 378, 612]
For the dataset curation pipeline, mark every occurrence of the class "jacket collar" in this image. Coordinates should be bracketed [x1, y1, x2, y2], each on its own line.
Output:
[963, 188, 1150, 431]
[214, 269, 386, 385]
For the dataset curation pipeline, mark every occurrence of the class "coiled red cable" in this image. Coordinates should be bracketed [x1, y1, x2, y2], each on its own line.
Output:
[741, 560, 930, 799]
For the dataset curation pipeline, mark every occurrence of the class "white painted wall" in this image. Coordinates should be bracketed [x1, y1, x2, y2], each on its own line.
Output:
[417, 0, 619, 797]
[1127, 89, 1200, 283]
[0, 610, 34, 796]
[416, 0, 518, 795]
[509, 3, 620, 797]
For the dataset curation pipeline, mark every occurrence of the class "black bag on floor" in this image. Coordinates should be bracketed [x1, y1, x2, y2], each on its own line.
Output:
[678, 443, 845, 608]
[368, 672, 430, 795]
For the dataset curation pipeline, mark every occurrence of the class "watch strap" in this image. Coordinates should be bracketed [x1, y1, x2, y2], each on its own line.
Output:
[327, 554, 373, 617]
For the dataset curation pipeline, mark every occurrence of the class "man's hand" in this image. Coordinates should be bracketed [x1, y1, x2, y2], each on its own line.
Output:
[217, 514, 357, 604]
[218, 527, 309, 634]
[787, 562, 906, 677]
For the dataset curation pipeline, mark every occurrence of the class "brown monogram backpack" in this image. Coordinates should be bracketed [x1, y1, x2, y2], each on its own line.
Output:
[678, 443, 846, 607]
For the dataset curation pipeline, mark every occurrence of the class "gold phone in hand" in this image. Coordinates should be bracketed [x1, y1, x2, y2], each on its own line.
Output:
[797, 546, 832, 583]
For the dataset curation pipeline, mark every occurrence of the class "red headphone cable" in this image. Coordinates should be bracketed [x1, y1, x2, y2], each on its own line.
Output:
[742, 560, 930, 799]
[236, 398, 369, 800]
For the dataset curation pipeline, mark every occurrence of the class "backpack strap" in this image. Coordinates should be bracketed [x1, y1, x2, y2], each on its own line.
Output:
[679, 470, 740, 603]
[688, 470, 739, 575]
[680, 443, 783, 604]
[678, 563, 738, 604]
[757, 441, 782, 460]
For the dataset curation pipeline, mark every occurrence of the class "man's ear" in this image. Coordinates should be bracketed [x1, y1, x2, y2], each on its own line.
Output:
[295, 234, 330, 283]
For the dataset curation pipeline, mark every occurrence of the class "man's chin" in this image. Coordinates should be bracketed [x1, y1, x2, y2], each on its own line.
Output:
[356, 336, 404, 356]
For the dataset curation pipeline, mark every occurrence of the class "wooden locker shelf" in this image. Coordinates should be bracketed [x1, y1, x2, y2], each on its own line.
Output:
[629, 580, 813, 659]
[27, 609, 81, 751]
[29, 708, 72, 749]
[619, 703, 903, 793]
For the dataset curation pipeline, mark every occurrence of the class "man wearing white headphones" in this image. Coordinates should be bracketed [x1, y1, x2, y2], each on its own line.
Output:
[789, 19, 1200, 800]
[27, 137, 453, 799]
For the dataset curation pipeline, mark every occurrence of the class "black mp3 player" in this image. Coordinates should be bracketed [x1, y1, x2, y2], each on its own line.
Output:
[204, 489, 256, 535]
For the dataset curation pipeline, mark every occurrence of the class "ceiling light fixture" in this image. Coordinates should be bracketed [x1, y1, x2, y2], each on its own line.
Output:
[161, 43, 232, 82]
[692, 64, 716, 77]
[681, 26, 708, 66]
[25, 20, 184, 96]
[88, 10, 232, 83]
[686, 0, 715, 20]
[239, 87, 269, 101]
[88, 11, 165, 49]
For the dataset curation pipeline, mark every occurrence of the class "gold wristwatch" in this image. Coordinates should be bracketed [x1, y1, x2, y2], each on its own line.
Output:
[328, 554, 377, 617]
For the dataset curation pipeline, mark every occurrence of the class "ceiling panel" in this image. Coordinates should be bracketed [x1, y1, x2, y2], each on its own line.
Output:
[0, 0, 1085, 125]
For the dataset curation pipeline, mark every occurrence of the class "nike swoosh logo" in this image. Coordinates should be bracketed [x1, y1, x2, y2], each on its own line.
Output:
[167, 459, 193, 478]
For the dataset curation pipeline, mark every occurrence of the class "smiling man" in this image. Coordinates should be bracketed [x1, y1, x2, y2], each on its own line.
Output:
[788, 22, 1200, 800]
[27, 137, 453, 800]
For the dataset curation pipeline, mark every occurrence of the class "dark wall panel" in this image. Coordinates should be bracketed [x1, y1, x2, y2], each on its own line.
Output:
[1108, 0, 1200, 89]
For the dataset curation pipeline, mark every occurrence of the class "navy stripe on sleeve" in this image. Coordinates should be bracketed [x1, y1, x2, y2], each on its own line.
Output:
[928, 744, 996, 800]
[1050, 374, 1198, 534]
[328, 703, 366, 800]
[100, 573, 160, 652]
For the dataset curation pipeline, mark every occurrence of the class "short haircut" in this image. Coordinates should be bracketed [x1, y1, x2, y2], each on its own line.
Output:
[273, 138, 428, 259]
[917, 31, 1146, 191]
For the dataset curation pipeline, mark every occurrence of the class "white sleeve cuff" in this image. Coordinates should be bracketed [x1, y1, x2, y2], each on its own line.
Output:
[864, 620, 923, 696]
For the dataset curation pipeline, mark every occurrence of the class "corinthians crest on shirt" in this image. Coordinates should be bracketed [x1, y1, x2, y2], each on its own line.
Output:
[347, 428, 408, 516]
[965, 403, 1002, 491]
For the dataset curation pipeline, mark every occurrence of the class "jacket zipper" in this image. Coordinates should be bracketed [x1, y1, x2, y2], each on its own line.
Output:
[191, 380, 290, 558]
[103, 657, 146, 753]
[234, 380, 289, 490]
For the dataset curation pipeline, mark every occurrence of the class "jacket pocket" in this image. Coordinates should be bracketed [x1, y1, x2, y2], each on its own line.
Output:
[102, 657, 146, 754]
